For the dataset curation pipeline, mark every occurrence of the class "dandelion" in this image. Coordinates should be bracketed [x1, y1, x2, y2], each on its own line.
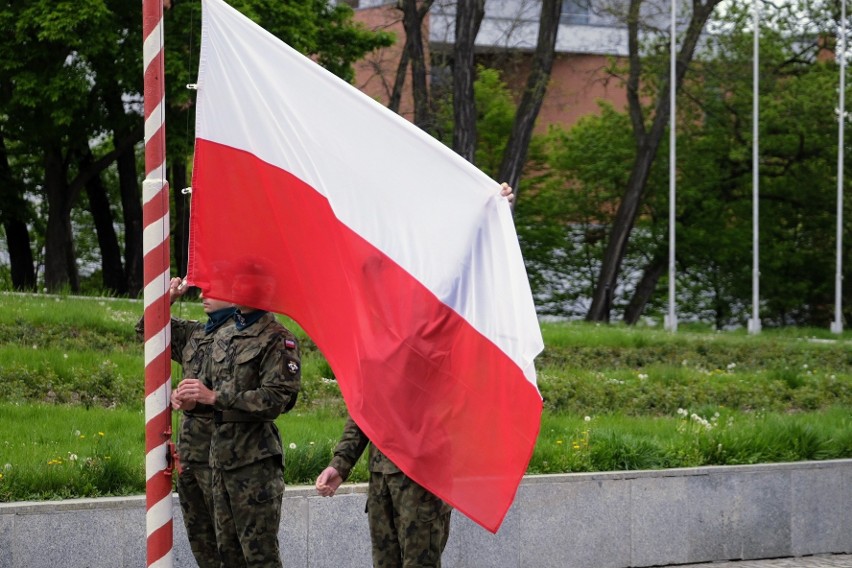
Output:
[63, 353, 68, 359]
[288, 443, 297, 450]
[584, 416, 591, 422]
[556, 440, 563, 445]
[73, 430, 81, 437]
[0, 473, 3, 480]
[98, 432, 105, 437]
[68, 453, 78, 462]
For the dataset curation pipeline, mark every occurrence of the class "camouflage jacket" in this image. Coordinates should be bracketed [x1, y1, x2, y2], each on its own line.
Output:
[329, 416, 401, 480]
[135, 315, 234, 464]
[209, 312, 301, 470]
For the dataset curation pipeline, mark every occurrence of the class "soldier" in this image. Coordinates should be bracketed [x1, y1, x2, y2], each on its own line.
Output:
[316, 416, 452, 568]
[175, 294, 301, 568]
[137, 276, 234, 568]
[314, 183, 515, 567]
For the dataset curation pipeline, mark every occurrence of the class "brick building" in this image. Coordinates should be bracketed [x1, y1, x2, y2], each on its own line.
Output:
[349, 0, 633, 132]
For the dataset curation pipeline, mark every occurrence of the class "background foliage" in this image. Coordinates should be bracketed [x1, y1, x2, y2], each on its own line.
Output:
[0, 293, 849, 501]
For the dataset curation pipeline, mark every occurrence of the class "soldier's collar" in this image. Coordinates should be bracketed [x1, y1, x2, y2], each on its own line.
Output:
[234, 309, 268, 331]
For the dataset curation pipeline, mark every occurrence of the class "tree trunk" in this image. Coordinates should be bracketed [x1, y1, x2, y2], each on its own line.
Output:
[586, 0, 721, 322]
[452, 0, 485, 162]
[497, 0, 563, 196]
[0, 134, 35, 290]
[3, 218, 35, 290]
[400, 0, 434, 130]
[42, 144, 79, 292]
[117, 144, 143, 296]
[623, 252, 667, 324]
[81, 149, 126, 294]
[388, 48, 410, 114]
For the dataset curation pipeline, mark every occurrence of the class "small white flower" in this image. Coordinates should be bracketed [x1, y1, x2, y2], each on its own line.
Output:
[726, 362, 736, 370]
[63, 353, 68, 359]
[73, 430, 81, 437]
[68, 453, 78, 462]
[802, 364, 809, 369]
[288, 443, 297, 450]
[3, 463, 11, 470]
[584, 416, 591, 422]
[638, 373, 648, 380]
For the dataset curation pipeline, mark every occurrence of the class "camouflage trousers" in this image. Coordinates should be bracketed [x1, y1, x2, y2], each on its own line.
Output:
[177, 462, 222, 568]
[366, 471, 452, 568]
[212, 456, 285, 568]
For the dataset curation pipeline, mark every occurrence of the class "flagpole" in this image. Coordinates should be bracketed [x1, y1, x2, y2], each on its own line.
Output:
[748, 0, 762, 335]
[665, 0, 678, 332]
[833, 0, 846, 335]
[142, 0, 174, 567]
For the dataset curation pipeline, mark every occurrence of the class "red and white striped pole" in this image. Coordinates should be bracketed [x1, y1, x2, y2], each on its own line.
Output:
[142, 0, 174, 567]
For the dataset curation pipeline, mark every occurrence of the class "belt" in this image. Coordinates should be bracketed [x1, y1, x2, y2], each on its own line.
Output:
[184, 406, 214, 417]
[213, 410, 273, 424]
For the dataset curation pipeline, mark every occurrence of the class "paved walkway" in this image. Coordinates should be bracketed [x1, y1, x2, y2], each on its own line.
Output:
[673, 554, 852, 567]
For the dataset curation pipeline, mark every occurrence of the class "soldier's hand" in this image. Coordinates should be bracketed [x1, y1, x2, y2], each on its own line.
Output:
[177, 378, 216, 406]
[171, 389, 184, 410]
[500, 182, 514, 204]
[315, 466, 343, 497]
[168, 276, 189, 304]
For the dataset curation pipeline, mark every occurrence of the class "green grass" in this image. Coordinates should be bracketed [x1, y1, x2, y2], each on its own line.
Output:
[0, 292, 851, 502]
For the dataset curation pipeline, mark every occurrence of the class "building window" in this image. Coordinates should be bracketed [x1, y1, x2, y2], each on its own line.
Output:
[561, 0, 591, 25]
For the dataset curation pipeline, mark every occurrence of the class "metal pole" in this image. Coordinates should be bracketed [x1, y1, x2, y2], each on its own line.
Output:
[666, 0, 678, 332]
[833, 0, 846, 334]
[142, 0, 174, 566]
[749, 0, 762, 334]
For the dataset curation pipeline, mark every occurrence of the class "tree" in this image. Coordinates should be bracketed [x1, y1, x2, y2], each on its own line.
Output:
[586, 0, 724, 322]
[497, 0, 563, 197]
[453, 0, 486, 162]
[0, 0, 392, 294]
[0, 133, 35, 290]
[524, 0, 846, 326]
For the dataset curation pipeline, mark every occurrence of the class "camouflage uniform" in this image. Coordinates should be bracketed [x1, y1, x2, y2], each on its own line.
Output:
[136, 312, 234, 568]
[208, 311, 301, 568]
[329, 417, 452, 568]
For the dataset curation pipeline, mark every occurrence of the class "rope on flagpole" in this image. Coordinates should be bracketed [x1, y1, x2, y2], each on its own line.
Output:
[142, 0, 174, 566]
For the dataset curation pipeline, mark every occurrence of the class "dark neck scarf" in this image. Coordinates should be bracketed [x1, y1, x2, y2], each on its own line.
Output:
[205, 306, 237, 335]
[234, 309, 267, 331]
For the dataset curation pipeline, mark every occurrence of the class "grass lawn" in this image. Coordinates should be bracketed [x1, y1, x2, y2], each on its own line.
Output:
[0, 292, 850, 501]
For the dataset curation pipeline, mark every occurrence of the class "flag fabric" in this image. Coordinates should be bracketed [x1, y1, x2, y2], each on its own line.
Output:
[188, 0, 544, 533]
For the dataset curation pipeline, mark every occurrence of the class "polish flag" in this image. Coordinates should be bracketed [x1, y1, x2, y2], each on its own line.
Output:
[187, 0, 543, 533]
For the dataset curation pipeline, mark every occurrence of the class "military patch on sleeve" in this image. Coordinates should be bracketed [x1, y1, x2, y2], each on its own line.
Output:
[287, 360, 300, 375]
